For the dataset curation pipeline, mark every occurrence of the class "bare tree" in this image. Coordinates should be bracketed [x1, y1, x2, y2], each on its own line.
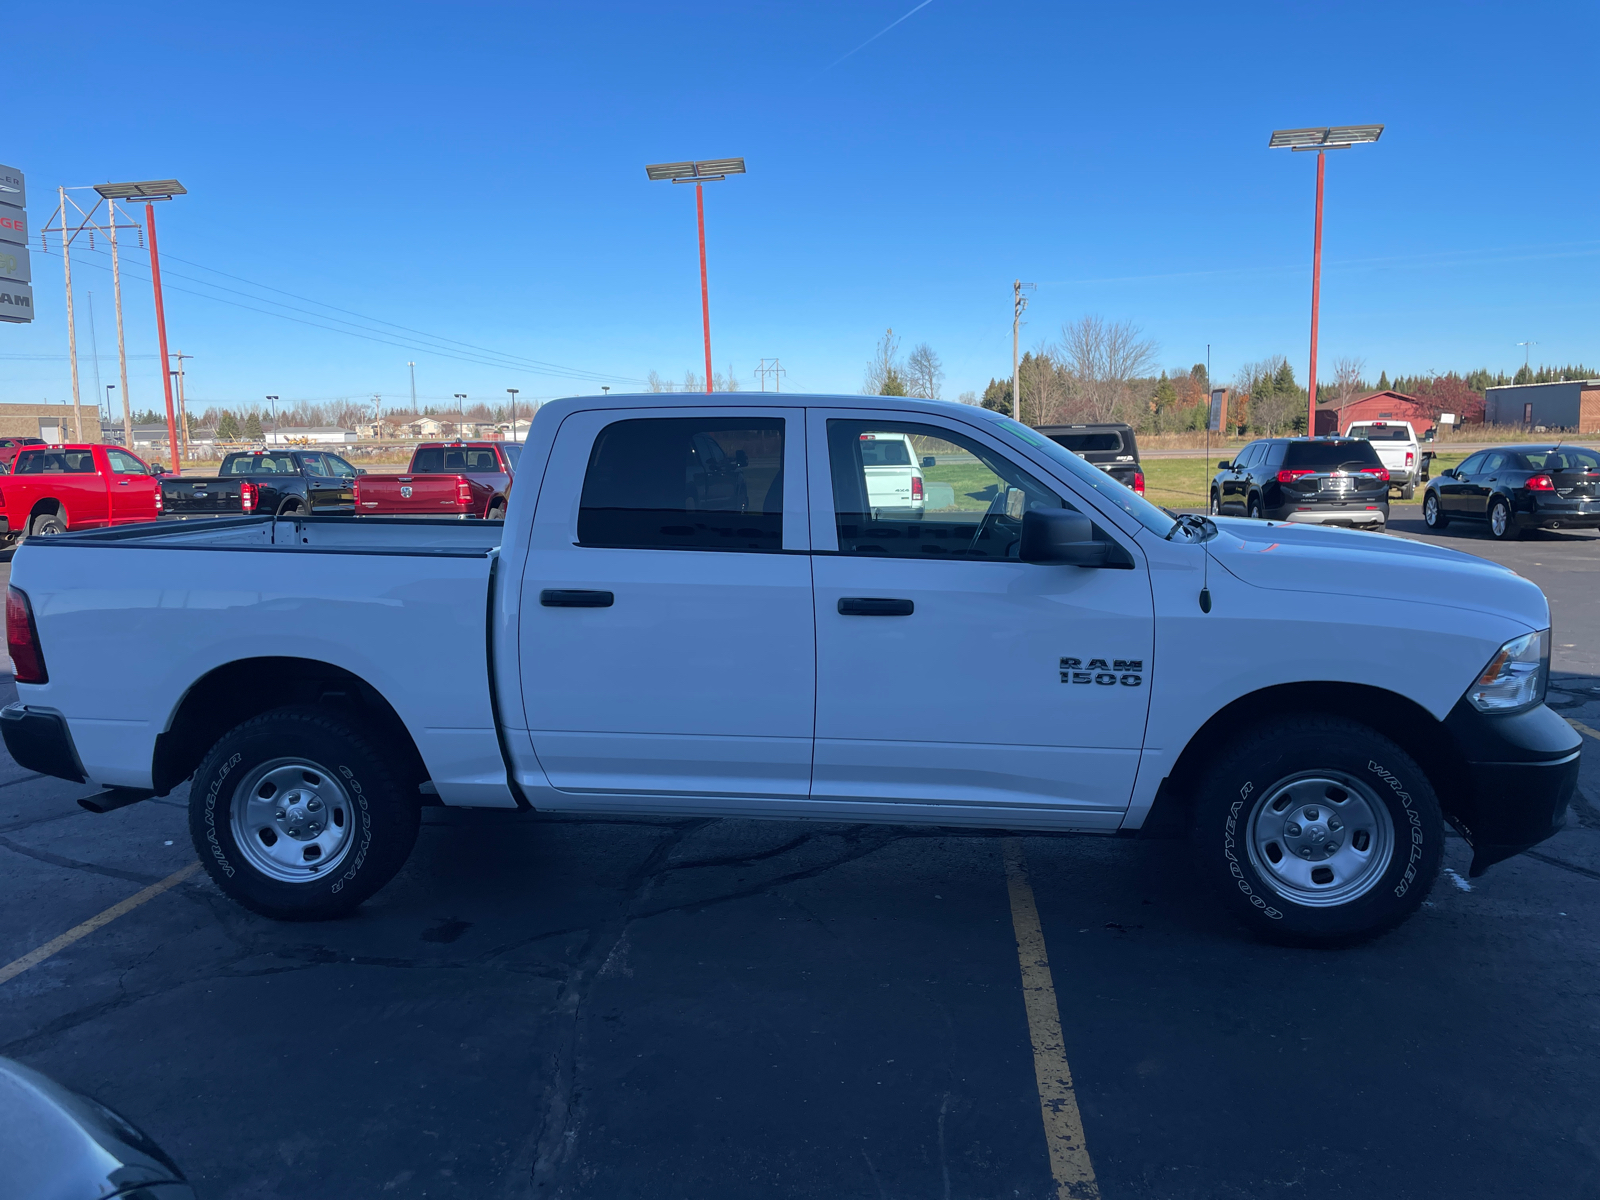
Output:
[1333, 356, 1367, 432]
[646, 370, 673, 393]
[957, 390, 978, 406]
[906, 343, 944, 399]
[862, 329, 908, 396]
[1020, 347, 1068, 426]
[1056, 316, 1159, 423]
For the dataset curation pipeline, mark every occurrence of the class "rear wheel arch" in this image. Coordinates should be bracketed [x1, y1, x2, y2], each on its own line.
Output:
[29, 498, 63, 521]
[153, 656, 430, 799]
[1142, 681, 1464, 836]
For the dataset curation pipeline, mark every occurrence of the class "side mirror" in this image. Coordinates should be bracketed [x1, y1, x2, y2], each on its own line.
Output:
[921, 456, 936, 468]
[734, 449, 749, 468]
[1217, 460, 1232, 470]
[1440, 468, 1457, 479]
[1005, 487, 1026, 520]
[356, 468, 367, 475]
[1019, 509, 1110, 567]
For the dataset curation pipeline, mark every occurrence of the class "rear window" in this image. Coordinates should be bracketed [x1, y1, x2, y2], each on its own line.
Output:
[1519, 448, 1600, 472]
[412, 447, 502, 473]
[1283, 441, 1382, 471]
[14, 450, 96, 474]
[222, 454, 298, 475]
[1047, 431, 1123, 453]
[1349, 425, 1412, 441]
[858, 435, 911, 467]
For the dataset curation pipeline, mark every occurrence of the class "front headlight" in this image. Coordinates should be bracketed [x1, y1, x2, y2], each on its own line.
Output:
[1466, 630, 1549, 714]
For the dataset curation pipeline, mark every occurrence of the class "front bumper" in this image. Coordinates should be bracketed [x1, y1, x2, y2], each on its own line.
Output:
[0, 704, 87, 783]
[1441, 700, 1580, 875]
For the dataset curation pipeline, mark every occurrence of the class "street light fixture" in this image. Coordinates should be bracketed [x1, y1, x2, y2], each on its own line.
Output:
[96, 179, 186, 472]
[104, 384, 115, 434]
[645, 157, 746, 394]
[1268, 125, 1383, 436]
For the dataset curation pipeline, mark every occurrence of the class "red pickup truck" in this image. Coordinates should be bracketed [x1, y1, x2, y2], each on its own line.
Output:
[0, 444, 162, 542]
[353, 441, 519, 519]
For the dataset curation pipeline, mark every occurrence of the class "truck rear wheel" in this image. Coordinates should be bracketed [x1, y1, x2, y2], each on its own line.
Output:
[188, 706, 420, 921]
[1192, 716, 1441, 945]
[30, 513, 66, 537]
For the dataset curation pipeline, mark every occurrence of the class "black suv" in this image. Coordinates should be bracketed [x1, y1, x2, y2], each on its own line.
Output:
[1037, 423, 1143, 495]
[1210, 437, 1390, 528]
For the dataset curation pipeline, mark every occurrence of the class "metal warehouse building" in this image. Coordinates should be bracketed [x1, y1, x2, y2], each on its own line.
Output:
[1484, 379, 1600, 432]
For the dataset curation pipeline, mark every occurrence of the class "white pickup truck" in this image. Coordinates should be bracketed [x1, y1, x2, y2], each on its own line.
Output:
[1, 395, 1580, 944]
[1345, 420, 1423, 498]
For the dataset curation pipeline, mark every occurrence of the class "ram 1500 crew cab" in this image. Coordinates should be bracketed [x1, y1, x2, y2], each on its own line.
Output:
[0, 395, 1580, 944]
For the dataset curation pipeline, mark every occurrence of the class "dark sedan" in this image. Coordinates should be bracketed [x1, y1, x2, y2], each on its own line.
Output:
[1423, 444, 1600, 539]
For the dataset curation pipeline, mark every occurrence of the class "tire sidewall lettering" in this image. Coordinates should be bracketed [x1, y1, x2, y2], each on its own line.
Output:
[203, 752, 242, 878]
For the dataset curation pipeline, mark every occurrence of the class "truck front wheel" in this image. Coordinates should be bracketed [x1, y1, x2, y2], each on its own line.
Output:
[1192, 717, 1442, 945]
[188, 706, 421, 920]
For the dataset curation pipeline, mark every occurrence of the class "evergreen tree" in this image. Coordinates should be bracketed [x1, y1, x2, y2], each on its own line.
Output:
[981, 378, 1012, 414]
[1190, 363, 1208, 391]
[243, 412, 264, 440]
[1376, 371, 1389, 390]
[1514, 364, 1534, 385]
[217, 411, 240, 439]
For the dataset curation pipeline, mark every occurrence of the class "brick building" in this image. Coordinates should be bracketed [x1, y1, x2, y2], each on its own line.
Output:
[0, 402, 105, 443]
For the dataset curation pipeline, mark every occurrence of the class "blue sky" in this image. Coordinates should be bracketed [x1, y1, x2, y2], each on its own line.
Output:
[3, 0, 1597, 417]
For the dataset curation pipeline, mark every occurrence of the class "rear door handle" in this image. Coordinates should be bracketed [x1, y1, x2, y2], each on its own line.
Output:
[838, 597, 914, 617]
[541, 589, 614, 608]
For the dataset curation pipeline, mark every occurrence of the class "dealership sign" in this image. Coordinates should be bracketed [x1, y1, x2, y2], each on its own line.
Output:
[0, 242, 26, 284]
[0, 282, 34, 324]
[0, 165, 23, 210]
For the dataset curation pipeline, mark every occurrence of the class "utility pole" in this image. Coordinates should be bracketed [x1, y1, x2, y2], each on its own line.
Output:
[266, 396, 279, 446]
[172, 351, 192, 462]
[1516, 341, 1537, 372]
[106, 199, 134, 450]
[146, 202, 179, 471]
[506, 388, 518, 442]
[87, 290, 104, 434]
[58, 187, 84, 442]
[1012, 280, 1035, 423]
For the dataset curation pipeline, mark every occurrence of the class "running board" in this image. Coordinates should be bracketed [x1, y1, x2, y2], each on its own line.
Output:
[78, 788, 156, 814]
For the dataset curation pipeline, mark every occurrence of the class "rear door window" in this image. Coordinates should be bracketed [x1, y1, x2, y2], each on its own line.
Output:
[223, 454, 298, 475]
[501, 444, 522, 472]
[1282, 441, 1382, 471]
[578, 417, 784, 551]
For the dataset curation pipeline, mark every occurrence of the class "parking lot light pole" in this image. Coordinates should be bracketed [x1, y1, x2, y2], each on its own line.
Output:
[645, 159, 747, 394]
[94, 180, 186, 472]
[265, 396, 279, 447]
[1268, 127, 1383, 437]
[506, 388, 518, 442]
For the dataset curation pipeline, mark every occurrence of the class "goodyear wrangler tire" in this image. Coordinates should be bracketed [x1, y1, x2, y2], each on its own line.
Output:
[1192, 717, 1442, 945]
[188, 706, 420, 921]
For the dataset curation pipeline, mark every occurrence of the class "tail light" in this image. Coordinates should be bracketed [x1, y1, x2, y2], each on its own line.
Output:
[1405, 452, 1415, 467]
[1277, 469, 1315, 483]
[240, 481, 257, 513]
[155, 487, 162, 514]
[1363, 467, 1391, 482]
[353, 480, 363, 506]
[7, 586, 47, 684]
[1527, 474, 1555, 492]
[1133, 470, 1145, 495]
[911, 476, 924, 500]
[456, 478, 473, 506]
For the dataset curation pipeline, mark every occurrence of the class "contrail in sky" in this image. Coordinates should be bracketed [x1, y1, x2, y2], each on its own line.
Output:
[820, 0, 936, 73]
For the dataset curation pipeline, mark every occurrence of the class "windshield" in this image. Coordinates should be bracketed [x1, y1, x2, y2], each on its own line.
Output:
[993, 416, 1174, 535]
[1283, 441, 1383, 471]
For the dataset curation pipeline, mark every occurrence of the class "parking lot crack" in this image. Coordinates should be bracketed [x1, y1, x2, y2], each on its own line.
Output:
[0, 834, 167, 886]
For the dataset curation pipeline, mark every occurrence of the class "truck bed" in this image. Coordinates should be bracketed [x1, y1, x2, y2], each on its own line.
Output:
[8, 515, 512, 806]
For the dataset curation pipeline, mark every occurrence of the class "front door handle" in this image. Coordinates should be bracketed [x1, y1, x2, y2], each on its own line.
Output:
[838, 597, 914, 617]
[541, 589, 614, 608]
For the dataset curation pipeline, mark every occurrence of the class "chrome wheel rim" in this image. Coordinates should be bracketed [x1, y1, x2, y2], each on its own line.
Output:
[1210, 494, 1220, 514]
[1245, 771, 1395, 907]
[1424, 496, 1437, 525]
[230, 758, 356, 883]
[1491, 504, 1508, 536]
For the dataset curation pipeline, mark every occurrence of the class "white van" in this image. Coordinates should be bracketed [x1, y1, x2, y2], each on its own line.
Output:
[858, 431, 925, 518]
[1345, 420, 1422, 498]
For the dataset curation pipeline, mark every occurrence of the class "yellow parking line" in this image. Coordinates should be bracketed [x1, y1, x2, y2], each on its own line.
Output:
[1566, 717, 1600, 743]
[1002, 838, 1100, 1200]
[0, 861, 200, 987]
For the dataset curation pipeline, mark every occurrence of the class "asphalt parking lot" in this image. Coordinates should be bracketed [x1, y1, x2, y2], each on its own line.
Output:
[3, 515, 1600, 1200]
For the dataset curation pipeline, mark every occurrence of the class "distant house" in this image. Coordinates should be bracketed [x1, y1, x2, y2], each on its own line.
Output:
[402, 416, 446, 438]
[1314, 391, 1440, 437]
[268, 426, 358, 446]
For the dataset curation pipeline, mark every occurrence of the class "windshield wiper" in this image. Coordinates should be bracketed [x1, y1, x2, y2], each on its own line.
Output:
[1166, 512, 1217, 542]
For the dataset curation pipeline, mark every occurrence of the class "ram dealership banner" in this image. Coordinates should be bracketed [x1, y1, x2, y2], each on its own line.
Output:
[0, 164, 30, 323]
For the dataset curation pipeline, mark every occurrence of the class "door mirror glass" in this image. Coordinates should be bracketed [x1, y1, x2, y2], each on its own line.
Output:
[921, 455, 936, 468]
[1019, 510, 1109, 566]
[1004, 487, 1026, 520]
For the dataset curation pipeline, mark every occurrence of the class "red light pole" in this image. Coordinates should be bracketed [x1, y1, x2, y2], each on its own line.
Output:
[95, 181, 186, 470]
[1269, 127, 1382, 437]
[646, 158, 747, 395]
